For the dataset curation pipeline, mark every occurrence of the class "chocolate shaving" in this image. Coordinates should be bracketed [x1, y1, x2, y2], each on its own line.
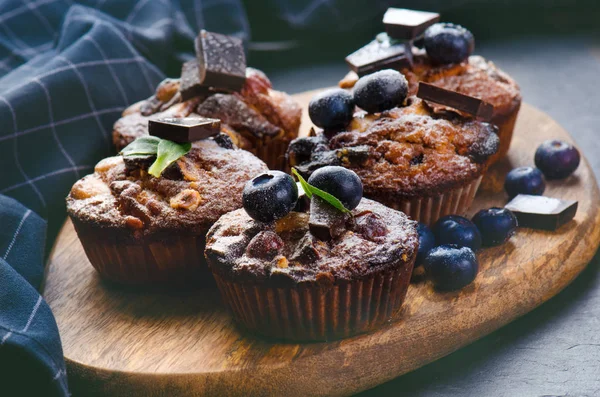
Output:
[417, 82, 494, 120]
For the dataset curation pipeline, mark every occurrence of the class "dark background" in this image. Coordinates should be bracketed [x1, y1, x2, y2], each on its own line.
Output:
[241, 1, 600, 396]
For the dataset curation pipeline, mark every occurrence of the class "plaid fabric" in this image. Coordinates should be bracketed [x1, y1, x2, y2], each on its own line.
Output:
[0, 1, 248, 395]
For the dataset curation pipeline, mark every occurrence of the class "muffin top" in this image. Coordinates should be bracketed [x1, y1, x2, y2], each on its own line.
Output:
[67, 138, 268, 239]
[205, 198, 418, 285]
[288, 97, 499, 199]
[340, 53, 521, 117]
[113, 68, 302, 152]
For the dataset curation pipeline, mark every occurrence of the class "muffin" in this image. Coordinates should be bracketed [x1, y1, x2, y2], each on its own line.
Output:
[67, 137, 268, 284]
[341, 39, 521, 163]
[205, 196, 418, 341]
[114, 67, 302, 170]
[288, 96, 499, 225]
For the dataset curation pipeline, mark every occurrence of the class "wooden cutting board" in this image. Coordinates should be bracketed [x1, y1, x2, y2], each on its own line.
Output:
[44, 92, 600, 397]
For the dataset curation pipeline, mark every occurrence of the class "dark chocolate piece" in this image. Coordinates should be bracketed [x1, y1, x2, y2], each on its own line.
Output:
[417, 82, 494, 120]
[505, 194, 578, 231]
[383, 8, 440, 40]
[149, 117, 220, 143]
[309, 197, 350, 241]
[289, 233, 320, 265]
[345, 39, 412, 77]
[195, 30, 246, 91]
[179, 60, 211, 100]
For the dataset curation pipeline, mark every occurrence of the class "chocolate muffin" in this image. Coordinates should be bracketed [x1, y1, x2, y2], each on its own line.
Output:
[114, 68, 302, 170]
[341, 48, 521, 163]
[205, 197, 418, 341]
[288, 96, 499, 225]
[67, 138, 268, 284]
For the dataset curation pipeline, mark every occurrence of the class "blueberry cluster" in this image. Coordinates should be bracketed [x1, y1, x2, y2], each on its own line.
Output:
[418, 139, 581, 291]
[416, 209, 517, 291]
[504, 140, 580, 198]
[308, 69, 409, 131]
[242, 167, 362, 223]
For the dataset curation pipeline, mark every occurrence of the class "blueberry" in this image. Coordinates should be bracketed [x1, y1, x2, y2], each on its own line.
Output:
[424, 23, 475, 65]
[534, 139, 580, 180]
[353, 69, 408, 113]
[504, 166, 545, 198]
[472, 208, 518, 247]
[308, 88, 355, 130]
[307, 166, 363, 210]
[424, 245, 479, 291]
[433, 215, 482, 251]
[243, 171, 298, 223]
[416, 223, 436, 265]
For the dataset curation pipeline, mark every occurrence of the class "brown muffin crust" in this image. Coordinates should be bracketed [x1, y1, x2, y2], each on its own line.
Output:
[205, 198, 419, 286]
[112, 68, 302, 155]
[289, 97, 499, 199]
[67, 139, 268, 242]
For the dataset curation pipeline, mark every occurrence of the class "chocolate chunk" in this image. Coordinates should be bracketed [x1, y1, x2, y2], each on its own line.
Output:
[345, 39, 412, 77]
[195, 30, 246, 91]
[287, 135, 329, 166]
[197, 94, 281, 138]
[149, 117, 220, 143]
[180, 60, 211, 101]
[505, 194, 578, 231]
[123, 154, 155, 172]
[293, 151, 341, 178]
[309, 197, 351, 241]
[417, 82, 494, 120]
[289, 233, 320, 265]
[383, 8, 440, 40]
[336, 145, 372, 167]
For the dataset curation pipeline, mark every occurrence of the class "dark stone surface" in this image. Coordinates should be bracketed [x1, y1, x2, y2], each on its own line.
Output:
[264, 37, 600, 397]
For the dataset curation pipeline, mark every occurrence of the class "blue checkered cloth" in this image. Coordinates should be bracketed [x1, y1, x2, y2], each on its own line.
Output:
[0, 0, 248, 395]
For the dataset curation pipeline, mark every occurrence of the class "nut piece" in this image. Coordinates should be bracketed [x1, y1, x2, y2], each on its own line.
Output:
[70, 177, 110, 200]
[276, 257, 289, 269]
[125, 216, 144, 230]
[170, 189, 202, 211]
[156, 78, 180, 102]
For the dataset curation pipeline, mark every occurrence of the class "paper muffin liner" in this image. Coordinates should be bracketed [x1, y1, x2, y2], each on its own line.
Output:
[249, 135, 293, 172]
[72, 220, 211, 285]
[212, 261, 413, 341]
[490, 101, 521, 164]
[374, 176, 483, 226]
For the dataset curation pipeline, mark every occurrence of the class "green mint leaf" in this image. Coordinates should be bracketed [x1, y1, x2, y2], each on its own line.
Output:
[309, 185, 351, 213]
[120, 136, 161, 156]
[292, 168, 350, 213]
[148, 140, 192, 178]
[292, 168, 313, 199]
